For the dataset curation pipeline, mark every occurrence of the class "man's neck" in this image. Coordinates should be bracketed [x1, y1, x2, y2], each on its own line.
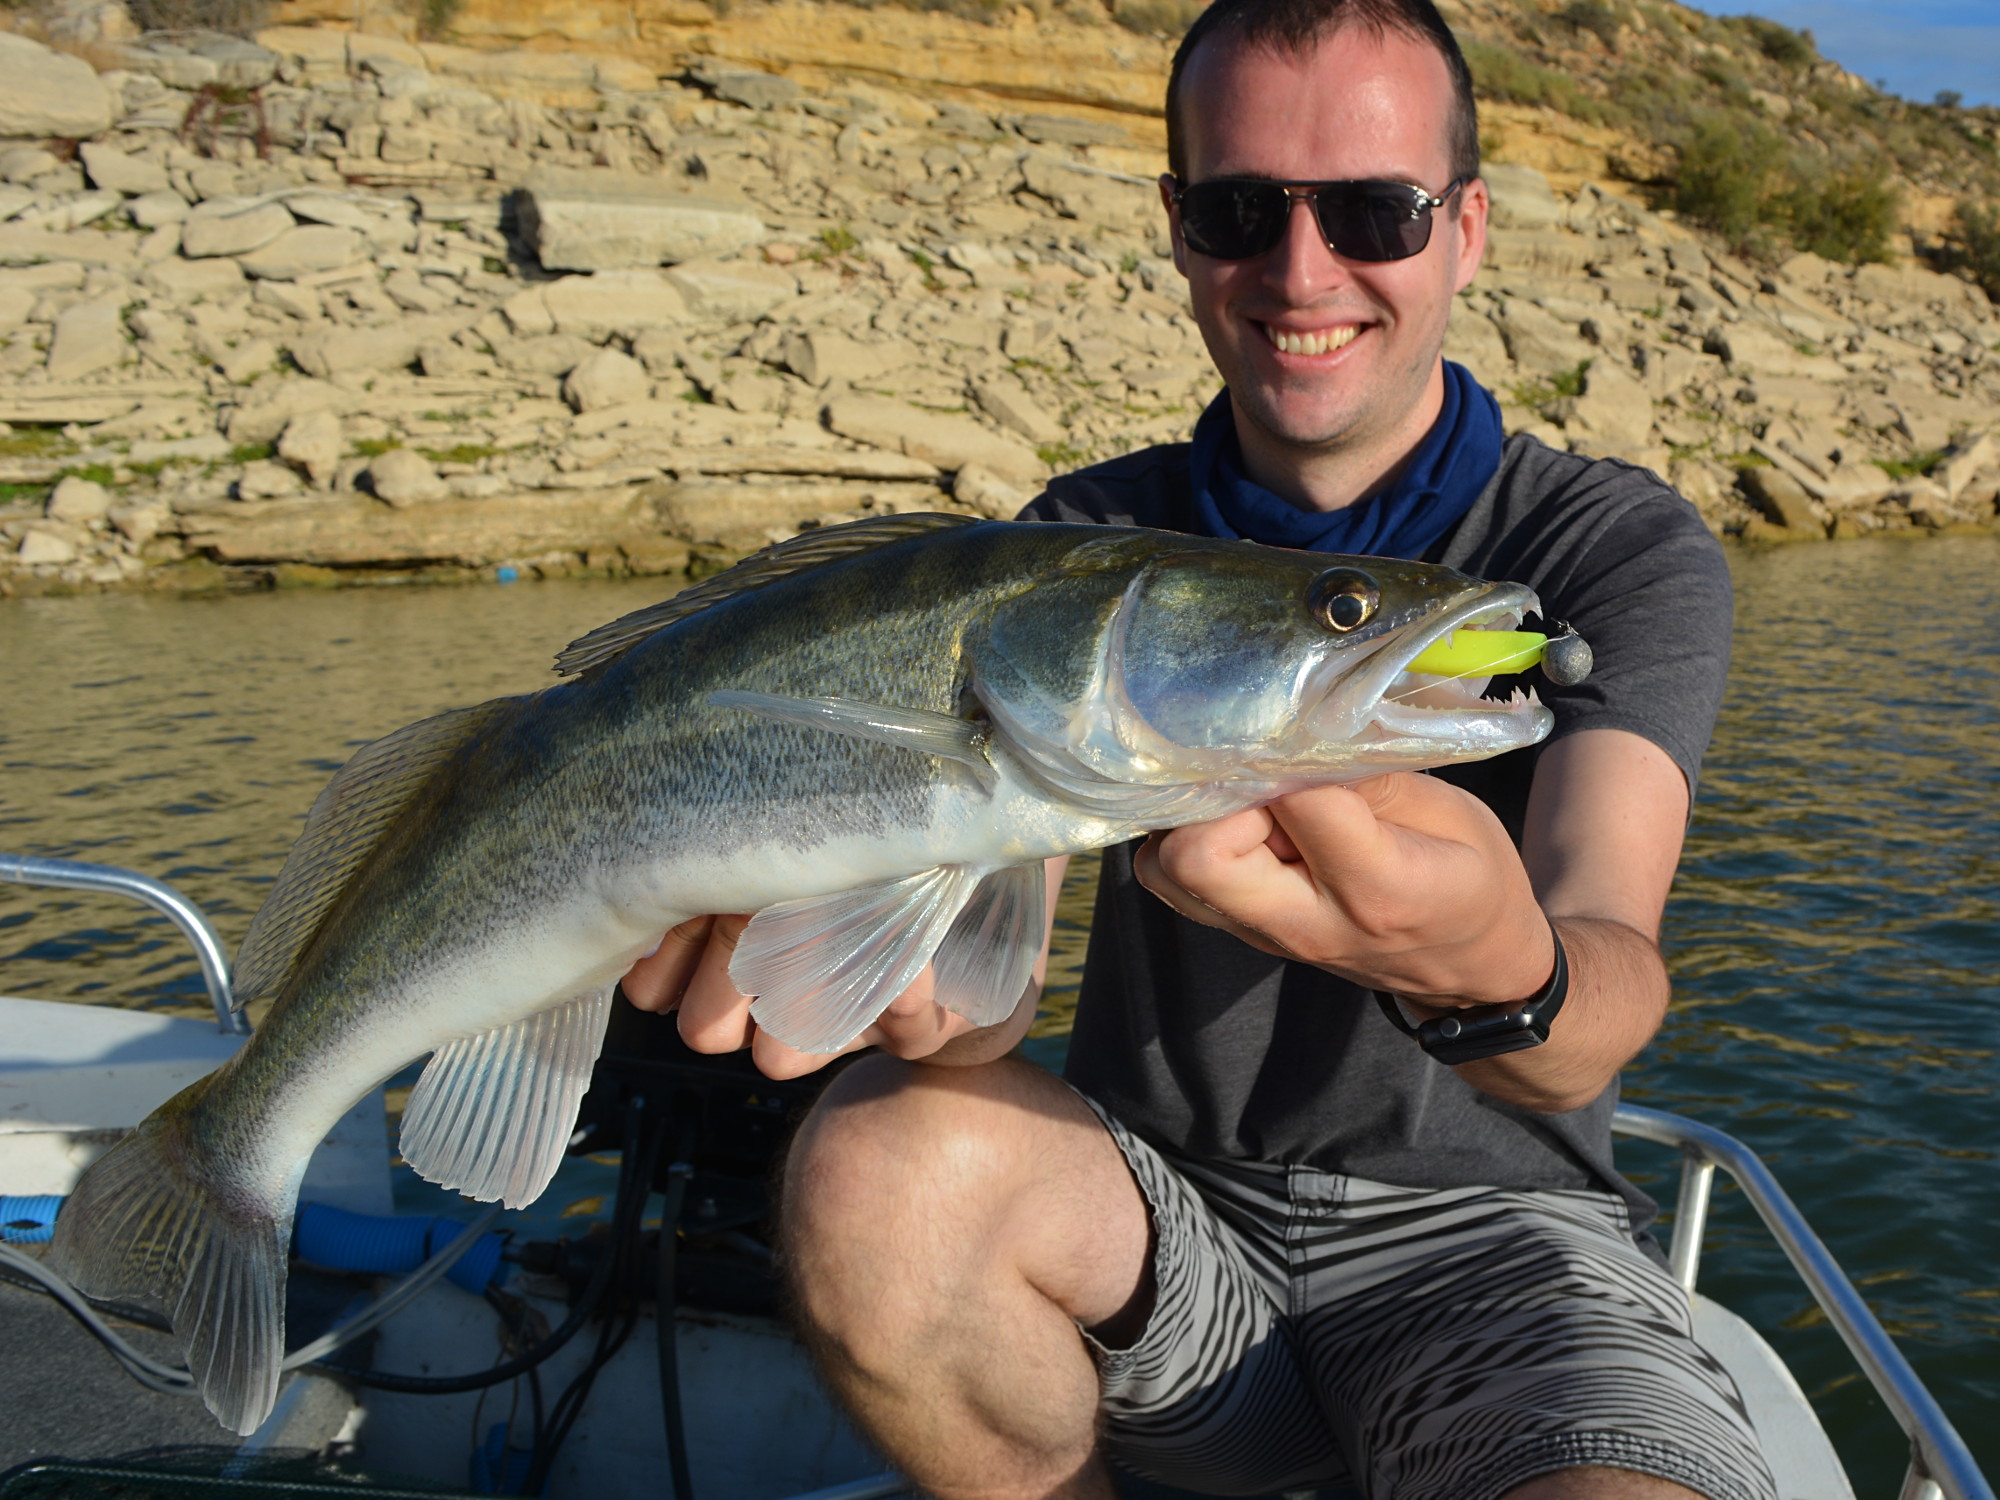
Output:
[1233, 361, 1450, 514]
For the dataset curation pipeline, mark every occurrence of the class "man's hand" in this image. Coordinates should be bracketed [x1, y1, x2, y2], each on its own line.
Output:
[1135, 732, 1691, 1113]
[621, 861, 1067, 1080]
[1135, 772, 1554, 1007]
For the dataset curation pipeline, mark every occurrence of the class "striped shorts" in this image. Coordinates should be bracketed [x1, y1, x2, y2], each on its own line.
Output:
[1080, 1102, 1778, 1500]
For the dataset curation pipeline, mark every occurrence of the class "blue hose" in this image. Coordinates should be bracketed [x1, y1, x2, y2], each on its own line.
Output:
[294, 1202, 509, 1294]
[0, 1194, 63, 1245]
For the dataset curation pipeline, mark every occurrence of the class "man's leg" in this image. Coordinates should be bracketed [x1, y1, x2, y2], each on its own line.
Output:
[1506, 1471, 1707, 1498]
[781, 1055, 1153, 1500]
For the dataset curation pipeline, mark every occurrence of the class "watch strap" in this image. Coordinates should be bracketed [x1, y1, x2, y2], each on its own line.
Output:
[1374, 922, 1569, 1066]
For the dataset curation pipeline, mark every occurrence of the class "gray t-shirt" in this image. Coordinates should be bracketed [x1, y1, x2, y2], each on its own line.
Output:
[1018, 433, 1733, 1237]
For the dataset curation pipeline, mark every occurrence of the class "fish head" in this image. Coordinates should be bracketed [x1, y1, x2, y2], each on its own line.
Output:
[970, 531, 1553, 799]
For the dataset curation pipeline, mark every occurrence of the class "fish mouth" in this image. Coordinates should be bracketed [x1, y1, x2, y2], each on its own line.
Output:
[1295, 582, 1549, 751]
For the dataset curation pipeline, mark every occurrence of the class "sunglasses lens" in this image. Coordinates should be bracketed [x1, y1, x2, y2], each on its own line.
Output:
[1316, 185, 1432, 262]
[1179, 180, 1291, 260]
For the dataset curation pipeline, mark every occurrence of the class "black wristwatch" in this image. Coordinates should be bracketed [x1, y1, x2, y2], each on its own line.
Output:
[1373, 923, 1569, 1066]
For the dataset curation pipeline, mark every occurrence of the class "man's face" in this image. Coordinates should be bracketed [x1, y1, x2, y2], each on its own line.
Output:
[1164, 27, 1488, 485]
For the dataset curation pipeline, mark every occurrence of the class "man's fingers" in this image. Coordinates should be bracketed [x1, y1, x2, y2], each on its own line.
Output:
[676, 914, 757, 1053]
[620, 915, 715, 1012]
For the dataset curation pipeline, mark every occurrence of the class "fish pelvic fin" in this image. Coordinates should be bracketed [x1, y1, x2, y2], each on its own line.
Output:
[932, 863, 1047, 1030]
[401, 987, 615, 1209]
[553, 512, 982, 678]
[233, 697, 519, 1009]
[46, 1076, 288, 1436]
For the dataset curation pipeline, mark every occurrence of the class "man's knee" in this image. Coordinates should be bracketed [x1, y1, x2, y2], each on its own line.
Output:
[1504, 1468, 1712, 1499]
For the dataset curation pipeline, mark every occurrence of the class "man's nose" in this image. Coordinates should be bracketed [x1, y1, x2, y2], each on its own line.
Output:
[1261, 191, 1350, 296]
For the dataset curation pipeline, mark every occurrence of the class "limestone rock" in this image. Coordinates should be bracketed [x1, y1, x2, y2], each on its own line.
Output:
[277, 409, 342, 487]
[542, 271, 689, 342]
[825, 394, 1047, 484]
[0, 34, 114, 140]
[780, 331, 916, 387]
[1490, 299, 1593, 378]
[47, 476, 112, 522]
[1739, 465, 1820, 534]
[663, 257, 797, 320]
[1482, 228, 1591, 282]
[238, 225, 367, 280]
[1442, 306, 1512, 385]
[225, 379, 346, 445]
[215, 336, 279, 384]
[290, 317, 464, 378]
[143, 256, 245, 302]
[80, 144, 172, 197]
[17, 529, 77, 566]
[127, 191, 191, 229]
[1937, 433, 1996, 504]
[564, 348, 651, 413]
[521, 170, 766, 272]
[1564, 360, 1654, 451]
[1483, 164, 1565, 231]
[181, 199, 295, 259]
[953, 461, 1029, 519]
[972, 375, 1062, 445]
[368, 447, 448, 507]
[238, 460, 302, 500]
[493, 333, 595, 378]
[47, 298, 126, 382]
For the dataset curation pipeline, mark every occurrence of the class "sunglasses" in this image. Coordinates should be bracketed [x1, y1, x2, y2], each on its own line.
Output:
[1170, 177, 1468, 263]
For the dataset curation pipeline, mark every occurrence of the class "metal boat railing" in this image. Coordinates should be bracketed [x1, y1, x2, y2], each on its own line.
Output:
[1614, 1104, 1992, 1500]
[0, 854, 246, 1035]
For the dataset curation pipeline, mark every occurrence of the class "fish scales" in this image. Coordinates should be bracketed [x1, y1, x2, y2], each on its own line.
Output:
[48, 514, 1576, 1434]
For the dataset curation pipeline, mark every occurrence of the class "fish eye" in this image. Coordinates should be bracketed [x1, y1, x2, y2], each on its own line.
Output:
[1307, 569, 1381, 634]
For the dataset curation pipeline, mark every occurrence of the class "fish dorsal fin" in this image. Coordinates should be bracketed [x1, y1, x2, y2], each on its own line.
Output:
[931, 862, 1046, 1030]
[553, 512, 981, 678]
[735, 865, 986, 1055]
[232, 699, 515, 1008]
[400, 988, 615, 1208]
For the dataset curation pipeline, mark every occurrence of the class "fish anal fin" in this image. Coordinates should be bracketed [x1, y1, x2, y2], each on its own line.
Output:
[400, 989, 614, 1210]
[232, 698, 517, 1009]
[932, 863, 1046, 1030]
[554, 513, 981, 678]
[736, 866, 983, 1056]
[47, 1077, 289, 1435]
[710, 691, 994, 786]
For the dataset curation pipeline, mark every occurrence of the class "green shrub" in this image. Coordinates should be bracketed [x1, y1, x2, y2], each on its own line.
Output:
[1940, 202, 2000, 302]
[1462, 38, 1608, 125]
[1738, 16, 1815, 68]
[126, 0, 268, 33]
[1559, 0, 1621, 47]
[1779, 170, 1898, 264]
[1669, 113, 1781, 250]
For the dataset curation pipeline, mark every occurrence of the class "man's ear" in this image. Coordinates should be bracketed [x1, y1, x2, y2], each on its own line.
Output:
[1158, 173, 1190, 277]
[1451, 176, 1489, 294]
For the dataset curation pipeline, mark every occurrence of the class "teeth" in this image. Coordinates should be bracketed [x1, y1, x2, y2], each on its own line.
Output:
[1262, 324, 1359, 356]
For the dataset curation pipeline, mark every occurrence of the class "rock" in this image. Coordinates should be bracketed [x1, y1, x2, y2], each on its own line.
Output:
[46, 298, 126, 382]
[80, 143, 172, 197]
[0, 34, 114, 140]
[1564, 360, 1654, 451]
[238, 460, 302, 500]
[1481, 228, 1591, 281]
[215, 336, 279, 384]
[110, 501, 168, 545]
[225, 378, 346, 445]
[1489, 299, 1593, 377]
[47, 475, 112, 522]
[705, 68, 801, 111]
[972, 375, 1063, 444]
[277, 409, 342, 487]
[663, 257, 797, 320]
[953, 461, 1029, 519]
[500, 285, 555, 337]
[493, 332, 596, 378]
[127, 191, 191, 229]
[825, 394, 1047, 484]
[0, 225, 139, 269]
[650, 479, 939, 549]
[520, 169, 766, 272]
[237, 225, 366, 280]
[181, 199, 295, 259]
[368, 447, 448, 507]
[1702, 323, 1844, 380]
[17, 529, 77, 566]
[143, 257, 245, 302]
[1738, 465, 1820, 534]
[289, 317, 464, 378]
[780, 331, 917, 387]
[1937, 433, 1995, 504]
[1441, 306, 1512, 384]
[564, 348, 652, 413]
[1483, 164, 1566, 231]
[541, 271, 689, 342]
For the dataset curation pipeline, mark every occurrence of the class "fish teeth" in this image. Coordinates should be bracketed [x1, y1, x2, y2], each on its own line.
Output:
[1263, 324, 1360, 356]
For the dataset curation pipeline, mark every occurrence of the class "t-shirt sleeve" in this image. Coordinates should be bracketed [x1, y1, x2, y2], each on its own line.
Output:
[1538, 487, 1733, 801]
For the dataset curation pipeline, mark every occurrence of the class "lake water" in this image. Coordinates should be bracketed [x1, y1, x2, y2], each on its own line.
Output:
[2, 538, 1995, 1492]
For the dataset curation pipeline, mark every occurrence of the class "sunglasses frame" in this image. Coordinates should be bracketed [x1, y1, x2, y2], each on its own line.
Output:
[1169, 176, 1470, 264]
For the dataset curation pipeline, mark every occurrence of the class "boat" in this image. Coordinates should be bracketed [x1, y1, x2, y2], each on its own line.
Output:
[0, 853, 1991, 1500]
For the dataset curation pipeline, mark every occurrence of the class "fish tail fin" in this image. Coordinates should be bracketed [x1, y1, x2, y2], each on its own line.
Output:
[48, 1076, 289, 1436]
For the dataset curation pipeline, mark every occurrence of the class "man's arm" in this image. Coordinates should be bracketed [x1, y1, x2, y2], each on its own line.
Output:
[1133, 728, 1688, 1114]
[621, 859, 1070, 1080]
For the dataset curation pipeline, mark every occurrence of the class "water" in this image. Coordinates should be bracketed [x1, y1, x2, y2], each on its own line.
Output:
[2, 540, 1996, 1490]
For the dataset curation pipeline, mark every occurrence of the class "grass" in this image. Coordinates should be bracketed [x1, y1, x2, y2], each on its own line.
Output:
[1510, 360, 1593, 410]
[352, 439, 402, 458]
[421, 443, 500, 465]
[0, 427, 74, 460]
[1874, 450, 1946, 480]
[1036, 441, 1090, 469]
[228, 443, 275, 466]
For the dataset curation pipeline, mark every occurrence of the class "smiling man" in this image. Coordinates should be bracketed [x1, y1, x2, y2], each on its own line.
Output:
[628, 0, 1769, 1495]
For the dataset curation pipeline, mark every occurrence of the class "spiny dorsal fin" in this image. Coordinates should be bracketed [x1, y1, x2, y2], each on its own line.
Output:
[232, 698, 517, 1008]
[553, 512, 982, 678]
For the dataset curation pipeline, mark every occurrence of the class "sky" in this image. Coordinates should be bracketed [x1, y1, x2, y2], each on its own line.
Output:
[1675, 0, 2000, 108]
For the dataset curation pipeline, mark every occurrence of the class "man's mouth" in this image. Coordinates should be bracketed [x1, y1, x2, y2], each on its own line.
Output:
[1260, 323, 1360, 356]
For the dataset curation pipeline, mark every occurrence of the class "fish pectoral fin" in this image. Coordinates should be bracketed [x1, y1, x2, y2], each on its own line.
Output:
[932, 862, 1047, 1030]
[735, 866, 984, 1056]
[710, 691, 995, 786]
[401, 988, 615, 1210]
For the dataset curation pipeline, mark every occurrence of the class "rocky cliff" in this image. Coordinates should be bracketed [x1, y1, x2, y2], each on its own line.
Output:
[0, 2, 1996, 594]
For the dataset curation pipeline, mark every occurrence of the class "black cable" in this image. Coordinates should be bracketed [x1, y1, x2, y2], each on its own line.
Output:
[656, 1130, 698, 1500]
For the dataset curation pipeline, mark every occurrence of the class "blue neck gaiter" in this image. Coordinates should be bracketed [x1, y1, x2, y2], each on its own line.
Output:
[1187, 361, 1504, 560]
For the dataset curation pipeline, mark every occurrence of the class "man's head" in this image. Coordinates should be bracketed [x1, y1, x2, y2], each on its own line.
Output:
[1159, 0, 1488, 508]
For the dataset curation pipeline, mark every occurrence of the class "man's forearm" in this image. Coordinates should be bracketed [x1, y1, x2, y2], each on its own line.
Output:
[1399, 916, 1670, 1113]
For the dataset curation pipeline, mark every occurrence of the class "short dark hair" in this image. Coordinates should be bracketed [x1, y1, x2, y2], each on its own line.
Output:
[1165, 0, 1480, 186]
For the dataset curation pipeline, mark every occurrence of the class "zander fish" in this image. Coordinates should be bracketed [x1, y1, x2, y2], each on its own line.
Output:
[49, 513, 1570, 1433]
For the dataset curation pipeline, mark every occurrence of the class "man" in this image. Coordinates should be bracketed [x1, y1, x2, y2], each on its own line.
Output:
[624, 1, 1771, 1496]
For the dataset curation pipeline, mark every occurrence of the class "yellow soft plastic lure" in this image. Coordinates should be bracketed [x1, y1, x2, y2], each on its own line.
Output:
[1406, 627, 1593, 686]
